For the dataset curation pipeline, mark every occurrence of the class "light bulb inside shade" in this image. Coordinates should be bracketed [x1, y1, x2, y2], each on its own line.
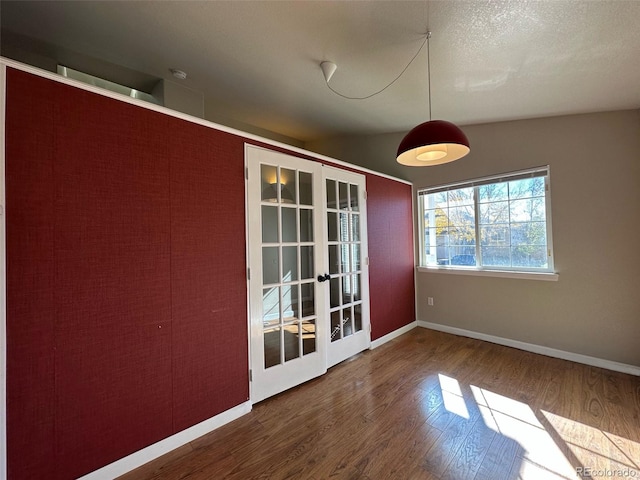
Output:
[416, 144, 448, 162]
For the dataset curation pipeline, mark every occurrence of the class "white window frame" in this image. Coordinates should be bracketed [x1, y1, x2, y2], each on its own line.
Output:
[417, 166, 557, 279]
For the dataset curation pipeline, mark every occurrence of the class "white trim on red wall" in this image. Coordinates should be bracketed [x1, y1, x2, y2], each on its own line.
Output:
[77, 401, 251, 480]
[0, 57, 412, 186]
[370, 321, 418, 349]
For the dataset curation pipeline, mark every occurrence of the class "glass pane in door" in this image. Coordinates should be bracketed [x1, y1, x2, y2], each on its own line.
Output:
[299, 172, 313, 205]
[328, 245, 339, 275]
[339, 182, 349, 210]
[264, 327, 281, 368]
[284, 323, 300, 361]
[326, 179, 337, 209]
[330, 310, 341, 342]
[299, 209, 313, 242]
[262, 247, 279, 285]
[261, 164, 278, 202]
[342, 307, 353, 337]
[300, 246, 314, 280]
[301, 282, 315, 317]
[351, 214, 360, 241]
[262, 206, 278, 242]
[302, 320, 316, 355]
[350, 184, 359, 211]
[330, 277, 340, 308]
[282, 284, 298, 321]
[282, 246, 298, 282]
[281, 207, 297, 242]
[354, 304, 363, 332]
[327, 212, 338, 242]
[280, 168, 296, 204]
[263, 287, 279, 327]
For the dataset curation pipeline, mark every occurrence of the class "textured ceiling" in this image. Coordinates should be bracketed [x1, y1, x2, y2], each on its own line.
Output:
[2, 0, 639, 143]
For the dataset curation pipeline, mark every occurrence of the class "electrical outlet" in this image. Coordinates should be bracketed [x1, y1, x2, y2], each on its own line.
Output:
[428, 297, 434, 306]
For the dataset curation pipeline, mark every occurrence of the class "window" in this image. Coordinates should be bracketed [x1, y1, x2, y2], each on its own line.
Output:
[418, 166, 554, 273]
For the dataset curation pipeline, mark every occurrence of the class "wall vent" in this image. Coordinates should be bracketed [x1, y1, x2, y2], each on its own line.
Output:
[57, 65, 161, 105]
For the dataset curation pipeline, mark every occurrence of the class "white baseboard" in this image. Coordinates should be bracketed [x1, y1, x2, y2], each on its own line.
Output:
[418, 321, 640, 377]
[78, 401, 252, 480]
[370, 321, 418, 349]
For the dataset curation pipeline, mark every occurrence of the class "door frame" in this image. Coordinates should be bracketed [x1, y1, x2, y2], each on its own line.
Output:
[244, 146, 371, 404]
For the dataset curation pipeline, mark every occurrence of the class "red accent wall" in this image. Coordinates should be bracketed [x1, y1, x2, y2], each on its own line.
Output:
[365, 175, 416, 339]
[167, 119, 249, 431]
[5, 66, 57, 480]
[5, 68, 414, 479]
[52, 73, 175, 477]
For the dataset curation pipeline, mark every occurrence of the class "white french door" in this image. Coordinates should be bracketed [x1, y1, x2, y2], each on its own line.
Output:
[247, 147, 327, 403]
[323, 167, 370, 368]
[246, 146, 369, 403]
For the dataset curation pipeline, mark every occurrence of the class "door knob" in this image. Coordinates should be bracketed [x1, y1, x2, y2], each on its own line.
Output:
[317, 273, 331, 282]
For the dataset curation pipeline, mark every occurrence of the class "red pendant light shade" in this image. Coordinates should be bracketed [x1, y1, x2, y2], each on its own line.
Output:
[396, 120, 470, 166]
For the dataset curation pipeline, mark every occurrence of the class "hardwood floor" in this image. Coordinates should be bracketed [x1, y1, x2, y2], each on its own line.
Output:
[119, 328, 640, 480]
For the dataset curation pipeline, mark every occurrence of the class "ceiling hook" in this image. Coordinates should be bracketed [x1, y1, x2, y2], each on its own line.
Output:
[320, 61, 337, 83]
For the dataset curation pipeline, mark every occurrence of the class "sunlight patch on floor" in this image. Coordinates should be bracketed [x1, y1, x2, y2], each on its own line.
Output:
[513, 457, 576, 480]
[471, 385, 542, 427]
[469, 385, 576, 479]
[436, 378, 640, 480]
[604, 431, 640, 469]
[542, 410, 640, 478]
[438, 374, 470, 419]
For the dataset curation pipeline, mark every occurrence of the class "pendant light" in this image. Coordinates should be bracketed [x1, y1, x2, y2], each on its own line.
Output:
[396, 31, 470, 166]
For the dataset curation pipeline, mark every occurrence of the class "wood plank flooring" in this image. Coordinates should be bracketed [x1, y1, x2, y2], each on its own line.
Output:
[119, 328, 640, 480]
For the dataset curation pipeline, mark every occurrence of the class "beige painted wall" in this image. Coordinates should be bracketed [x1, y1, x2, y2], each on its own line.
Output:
[306, 132, 411, 181]
[307, 110, 640, 366]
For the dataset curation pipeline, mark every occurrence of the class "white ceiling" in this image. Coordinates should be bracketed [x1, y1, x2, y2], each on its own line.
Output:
[2, 0, 640, 143]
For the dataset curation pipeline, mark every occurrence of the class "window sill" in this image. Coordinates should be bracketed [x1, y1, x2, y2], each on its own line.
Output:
[416, 266, 559, 281]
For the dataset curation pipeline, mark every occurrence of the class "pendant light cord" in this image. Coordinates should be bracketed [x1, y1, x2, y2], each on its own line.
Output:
[426, 30, 432, 121]
[426, 0, 432, 121]
[325, 33, 429, 100]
